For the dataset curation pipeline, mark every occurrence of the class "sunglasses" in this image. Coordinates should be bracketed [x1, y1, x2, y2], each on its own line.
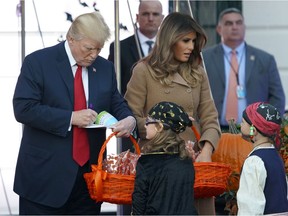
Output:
[145, 117, 159, 126]
[145, 117, 170, 130]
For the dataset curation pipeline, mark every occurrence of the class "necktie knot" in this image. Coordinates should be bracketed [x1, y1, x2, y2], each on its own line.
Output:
[75, 65, 82, 78]
[231, 49, 237, 55]
[146, 40, 154, 53]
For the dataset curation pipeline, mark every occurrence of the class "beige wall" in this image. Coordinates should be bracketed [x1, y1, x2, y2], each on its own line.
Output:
[243, 0, 288, 110]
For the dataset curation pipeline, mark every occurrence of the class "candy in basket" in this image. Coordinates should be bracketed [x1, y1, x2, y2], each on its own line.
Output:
[84, 132, 141, 204]
[102, 148, 140, 175]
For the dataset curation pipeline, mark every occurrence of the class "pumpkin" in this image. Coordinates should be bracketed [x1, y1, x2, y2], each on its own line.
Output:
[212, 133, 253, 191]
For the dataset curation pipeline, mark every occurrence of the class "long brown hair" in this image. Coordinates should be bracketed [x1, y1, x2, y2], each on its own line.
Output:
[142, 123, 191, 159]
[142, 12, 207, 88]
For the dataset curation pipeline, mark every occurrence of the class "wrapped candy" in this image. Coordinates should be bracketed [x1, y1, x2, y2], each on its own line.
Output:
[102, 150, 140, 175]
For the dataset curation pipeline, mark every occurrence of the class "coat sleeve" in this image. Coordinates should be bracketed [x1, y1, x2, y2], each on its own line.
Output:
[197, 69, 221, 148]
[13, 52, 72, 137]
[266, 55, 286, 115]
[124, 62, 148, 139]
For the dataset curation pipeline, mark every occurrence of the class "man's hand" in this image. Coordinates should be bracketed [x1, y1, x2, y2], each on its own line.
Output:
[72, 109, 97, 127]
[112, 116, 136, 138]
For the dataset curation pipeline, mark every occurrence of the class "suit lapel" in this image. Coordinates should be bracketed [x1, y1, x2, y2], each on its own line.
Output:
[87, 65, 98, 109]
[130, 36, 144, 60]
[212, 45, 226, 85]
[56, 43, 74, 105]
[245, 45, 256, 83]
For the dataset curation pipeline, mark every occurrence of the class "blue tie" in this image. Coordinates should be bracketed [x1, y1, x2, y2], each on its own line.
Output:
[146, 40, 153, 54]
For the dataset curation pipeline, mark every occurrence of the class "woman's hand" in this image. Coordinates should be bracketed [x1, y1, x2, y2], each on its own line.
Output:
[195, 141, 213, 162]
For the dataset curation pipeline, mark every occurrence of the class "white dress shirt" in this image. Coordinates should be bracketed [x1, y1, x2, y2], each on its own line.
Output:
[137, 29, 156, 57]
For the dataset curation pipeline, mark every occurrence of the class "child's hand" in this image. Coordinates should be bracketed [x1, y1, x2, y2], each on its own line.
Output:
[185, 140, 199, 161]
[189, 116, 195, 122]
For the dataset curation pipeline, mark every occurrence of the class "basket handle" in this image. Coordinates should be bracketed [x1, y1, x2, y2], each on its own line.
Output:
[191, 125, 200, 142]
[97, 132, 141, 169]
[95, 132, 140, 201]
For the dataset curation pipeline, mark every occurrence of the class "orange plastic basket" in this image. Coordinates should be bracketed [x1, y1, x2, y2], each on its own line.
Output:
[84, 132, 141, 205]
[194, 162, 231, 198]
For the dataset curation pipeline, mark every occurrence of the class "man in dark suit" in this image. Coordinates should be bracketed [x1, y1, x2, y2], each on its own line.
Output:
[202, 8, 285, 129]
[12, 11, 136, 215]
[108, 0, 164, 95]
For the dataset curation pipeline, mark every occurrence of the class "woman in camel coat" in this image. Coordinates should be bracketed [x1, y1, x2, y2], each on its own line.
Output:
[125, 12, 221, 215]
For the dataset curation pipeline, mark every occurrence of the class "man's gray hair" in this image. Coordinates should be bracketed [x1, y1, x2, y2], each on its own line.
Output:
[66, 11, 110, 45]
[218, 8, 243, 23]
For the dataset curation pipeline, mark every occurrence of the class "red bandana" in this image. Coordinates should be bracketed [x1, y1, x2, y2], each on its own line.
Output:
[244, 102, 282, 148]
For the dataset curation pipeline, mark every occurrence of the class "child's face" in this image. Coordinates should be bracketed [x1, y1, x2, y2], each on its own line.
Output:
[145, 117, 158, 140]
[240, 118, 251, 140]
[240, 118, 249, 133]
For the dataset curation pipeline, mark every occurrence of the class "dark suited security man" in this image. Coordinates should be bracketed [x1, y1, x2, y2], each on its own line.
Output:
[13, 11, 136, 215]
[202, 8, 285, 130]
[108, 0, 164, 95]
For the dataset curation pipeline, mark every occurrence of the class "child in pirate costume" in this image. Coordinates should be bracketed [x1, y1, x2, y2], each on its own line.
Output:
[237, 102, 288, 215]
[131, 101, 198, 215]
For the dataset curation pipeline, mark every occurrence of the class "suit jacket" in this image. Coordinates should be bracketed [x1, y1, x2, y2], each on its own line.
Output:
[124, 62, 221, 149]
[202, 43, 286, 120]
[108, 34, 144, 95]
[12, 42, 133, 207]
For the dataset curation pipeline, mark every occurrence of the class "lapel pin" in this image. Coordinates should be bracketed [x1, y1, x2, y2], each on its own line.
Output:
[250, 55, 255, 61]
[93, 67, 96, 73]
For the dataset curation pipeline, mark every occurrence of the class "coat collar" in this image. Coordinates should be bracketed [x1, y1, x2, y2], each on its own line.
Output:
[168, 72, 190, 87]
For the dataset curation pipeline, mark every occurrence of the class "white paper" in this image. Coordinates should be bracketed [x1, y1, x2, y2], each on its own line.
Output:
[85, 124, 106, 129]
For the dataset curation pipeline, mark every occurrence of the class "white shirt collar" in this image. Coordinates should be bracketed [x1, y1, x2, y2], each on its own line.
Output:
[222, 42, 245, 56]
[137, 29, 156, 45]
[64, 41, 76, 67]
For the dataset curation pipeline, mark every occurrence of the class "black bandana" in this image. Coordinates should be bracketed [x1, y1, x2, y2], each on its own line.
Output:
[148, 101, 192, 134]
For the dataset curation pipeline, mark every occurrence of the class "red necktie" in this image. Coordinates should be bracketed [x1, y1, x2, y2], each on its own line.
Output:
[73, 65, 89, 166]
[226, 50, 238, 124]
